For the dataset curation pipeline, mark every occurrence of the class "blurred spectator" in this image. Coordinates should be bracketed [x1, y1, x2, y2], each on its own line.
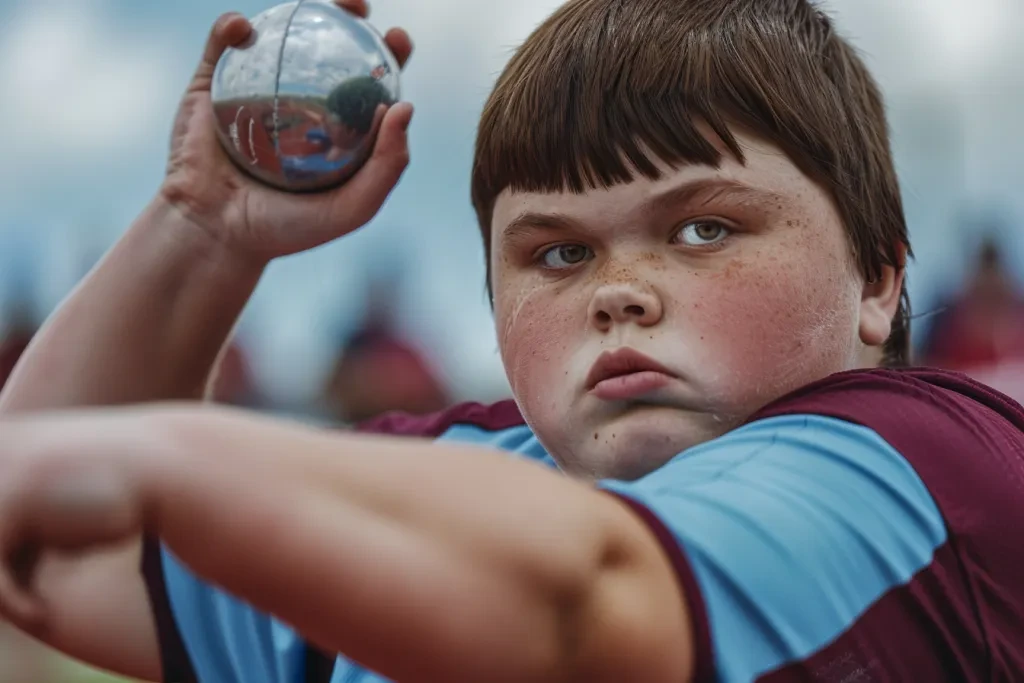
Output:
[322, 283, 449, 425]
[921, 237, 1024, 401]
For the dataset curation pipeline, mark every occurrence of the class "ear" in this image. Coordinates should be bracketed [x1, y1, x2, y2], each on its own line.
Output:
[859, 244, 907, 347]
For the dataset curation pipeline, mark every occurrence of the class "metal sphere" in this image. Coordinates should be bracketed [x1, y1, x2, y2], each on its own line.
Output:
[211, 0, 401, 192]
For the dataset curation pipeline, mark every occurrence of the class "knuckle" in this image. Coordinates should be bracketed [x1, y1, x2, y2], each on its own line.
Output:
[214, 12, 240, 32]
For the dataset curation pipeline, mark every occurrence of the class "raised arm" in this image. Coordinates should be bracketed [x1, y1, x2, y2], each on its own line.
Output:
[0, 0, 413, 414]
[0, 199, 264, 412]
[0, 2, 414, 679]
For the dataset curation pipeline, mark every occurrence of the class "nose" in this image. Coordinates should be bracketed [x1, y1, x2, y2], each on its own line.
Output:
[588, 283, 663, 332]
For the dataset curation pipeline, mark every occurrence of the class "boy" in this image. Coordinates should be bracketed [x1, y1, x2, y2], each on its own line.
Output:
[1, 0, 1022, 681]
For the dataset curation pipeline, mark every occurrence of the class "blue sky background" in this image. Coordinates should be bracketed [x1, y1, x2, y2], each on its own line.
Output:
[1, 0, 1023, 405]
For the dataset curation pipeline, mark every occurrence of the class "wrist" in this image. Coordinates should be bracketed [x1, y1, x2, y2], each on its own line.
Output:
[112, 198, 267, 401]
[143, 194, 270, 282]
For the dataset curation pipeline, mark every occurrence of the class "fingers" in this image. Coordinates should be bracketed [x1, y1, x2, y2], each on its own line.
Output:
[191, 5, 411, 89]
[337, 102, 414, 225]
[334, 0, 413, 69]
[384, 28, 414, 69]
[335, 0, 370, 18]
[191, 12, 254, 89]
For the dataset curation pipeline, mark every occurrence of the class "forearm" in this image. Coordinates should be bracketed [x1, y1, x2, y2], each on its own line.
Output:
[144, 408, 632, 683]
[0, 197, 265, 413]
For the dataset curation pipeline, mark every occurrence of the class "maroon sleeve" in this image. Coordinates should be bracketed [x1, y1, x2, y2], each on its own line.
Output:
[607, 493, 717, 683]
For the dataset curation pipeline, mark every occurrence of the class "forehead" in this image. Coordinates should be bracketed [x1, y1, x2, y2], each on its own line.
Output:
[491, 128, 830, 237]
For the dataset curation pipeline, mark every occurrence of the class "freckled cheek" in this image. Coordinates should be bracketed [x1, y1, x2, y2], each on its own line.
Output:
[676, 279, 780, 363]
[673, 263, 849, 381]
[495, 284, 582, 398]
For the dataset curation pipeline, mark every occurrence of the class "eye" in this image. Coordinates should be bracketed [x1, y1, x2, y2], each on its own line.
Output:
[672, 221, 732, 247]
[538, 244, 594, 269]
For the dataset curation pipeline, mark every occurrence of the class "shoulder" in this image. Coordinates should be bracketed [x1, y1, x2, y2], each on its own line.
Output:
[751, 366, 1024, 434]
[604, 413, 956, 681]
[355, 400, 526, 439]
[603, 368, 1024, 680]
[749, 367, 1024, 528]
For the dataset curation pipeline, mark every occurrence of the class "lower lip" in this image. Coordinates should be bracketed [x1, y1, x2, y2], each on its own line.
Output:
[591, 371, 675, 401]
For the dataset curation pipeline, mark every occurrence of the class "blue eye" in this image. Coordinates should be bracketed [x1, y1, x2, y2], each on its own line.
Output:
[539, 244, 593, 269]
[673, 221, 731, 247]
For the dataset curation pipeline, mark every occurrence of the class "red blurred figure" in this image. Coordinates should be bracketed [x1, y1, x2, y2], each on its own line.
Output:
[323, 280, 449, 425]
[922, 238, 1024, 400]
[324, 323, 449, 425]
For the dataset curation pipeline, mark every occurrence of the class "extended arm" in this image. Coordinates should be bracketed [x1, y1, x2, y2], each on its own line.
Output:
[0, 406, 694, 683]
[0, 407, 958, 681]
[154, 408, 692, 683]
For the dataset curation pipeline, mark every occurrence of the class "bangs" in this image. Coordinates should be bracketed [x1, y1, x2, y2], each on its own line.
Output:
[471, 0, 912, 365]
[471, 0, 840, 227]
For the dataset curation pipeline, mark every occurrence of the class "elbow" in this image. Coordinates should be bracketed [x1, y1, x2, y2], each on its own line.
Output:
[509, 590, 594, 683]
[521, 497, 693, 683]
[520, 521, 641, 683]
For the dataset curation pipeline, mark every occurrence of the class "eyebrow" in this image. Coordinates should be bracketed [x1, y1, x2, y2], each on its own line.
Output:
[647, 178, 783, 215]
[501, 178, 783, 241]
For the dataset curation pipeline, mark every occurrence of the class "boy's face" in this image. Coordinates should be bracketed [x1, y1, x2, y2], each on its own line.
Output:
[490, 127, 897, 481]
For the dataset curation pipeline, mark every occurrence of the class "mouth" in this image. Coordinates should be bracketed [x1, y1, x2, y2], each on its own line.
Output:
[585, 348, 679, 401]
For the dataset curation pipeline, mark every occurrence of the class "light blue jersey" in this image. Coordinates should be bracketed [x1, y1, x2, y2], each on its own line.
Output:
[144, 398, 947, 683]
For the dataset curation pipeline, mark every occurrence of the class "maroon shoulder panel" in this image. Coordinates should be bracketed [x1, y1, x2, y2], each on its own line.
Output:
[355, 399, 524, 437]
[750, 367, 1024, 681]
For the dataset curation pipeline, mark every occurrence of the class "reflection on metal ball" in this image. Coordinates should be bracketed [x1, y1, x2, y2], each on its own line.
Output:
[211, 0, 401, 192]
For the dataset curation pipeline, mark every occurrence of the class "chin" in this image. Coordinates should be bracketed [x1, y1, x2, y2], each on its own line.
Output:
[579, 406, 720, 481]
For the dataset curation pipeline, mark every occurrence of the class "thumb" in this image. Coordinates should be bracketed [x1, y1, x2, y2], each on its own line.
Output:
[191, 12, 253, 90]
[336, 102, 414, 225]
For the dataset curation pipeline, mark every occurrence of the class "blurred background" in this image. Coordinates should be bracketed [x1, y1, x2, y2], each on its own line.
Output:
[1, 0, 1024, 679]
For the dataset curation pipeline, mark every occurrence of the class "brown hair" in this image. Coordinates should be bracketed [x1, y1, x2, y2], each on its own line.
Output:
[471, 0, 912, 365]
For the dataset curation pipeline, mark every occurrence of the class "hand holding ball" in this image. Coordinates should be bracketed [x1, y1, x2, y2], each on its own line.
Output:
[211, 0, 401, 192]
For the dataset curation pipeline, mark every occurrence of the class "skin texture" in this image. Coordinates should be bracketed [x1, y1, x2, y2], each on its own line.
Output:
[492, 126, 902, 481]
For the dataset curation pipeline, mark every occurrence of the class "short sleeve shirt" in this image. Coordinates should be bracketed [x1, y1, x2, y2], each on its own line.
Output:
[143, 368, 1024, 682]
